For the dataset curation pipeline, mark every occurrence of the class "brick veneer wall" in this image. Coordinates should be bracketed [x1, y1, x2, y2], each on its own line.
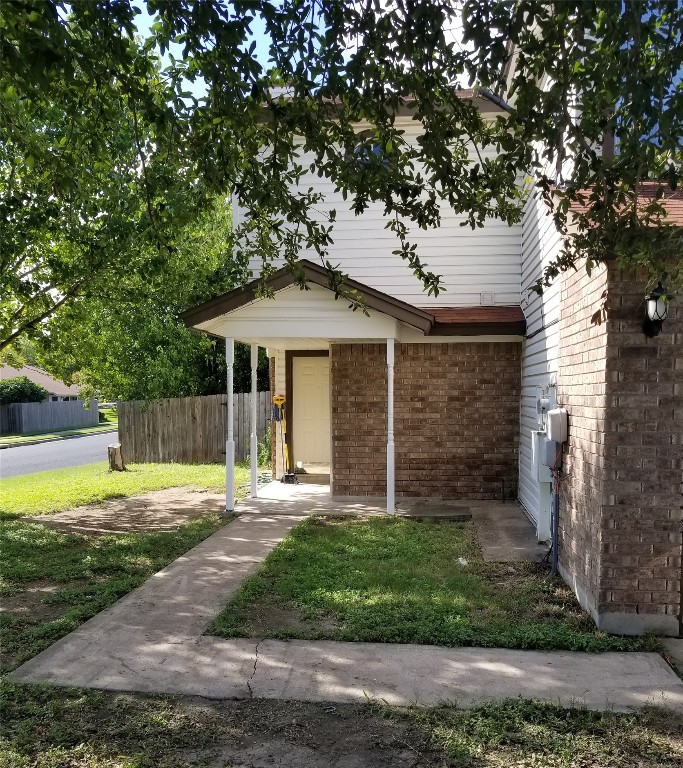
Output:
[556, 263, 611, 622]
[558, 263, 682, 636]
[330, 342, 521, 499]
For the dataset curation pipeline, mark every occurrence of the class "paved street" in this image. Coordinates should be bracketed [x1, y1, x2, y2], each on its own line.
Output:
[0, 431, 117, 478]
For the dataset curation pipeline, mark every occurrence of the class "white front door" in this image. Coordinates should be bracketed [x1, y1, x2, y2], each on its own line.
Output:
[292, 355, 330, 465]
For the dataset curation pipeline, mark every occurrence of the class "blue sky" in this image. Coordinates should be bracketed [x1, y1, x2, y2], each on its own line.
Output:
[132, 1, 273, 98]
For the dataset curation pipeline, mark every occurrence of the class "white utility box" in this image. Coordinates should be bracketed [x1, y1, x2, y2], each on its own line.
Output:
[531, 430, 553, 483]
[547, 408, 568, 443]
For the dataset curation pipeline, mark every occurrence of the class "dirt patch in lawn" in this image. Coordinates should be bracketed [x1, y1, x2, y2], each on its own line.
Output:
[243, 603, 340, 639]
[0, 580, 62, 616]
[4, 685, 682, 768]
[184, 698, 426, 767]
[22, 487, 227, 536]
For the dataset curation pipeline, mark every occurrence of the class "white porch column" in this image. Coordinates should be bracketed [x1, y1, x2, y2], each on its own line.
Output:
[225, 337, 235, 514]
[386, 337, 395, 514]
[250, 343, 259, 498]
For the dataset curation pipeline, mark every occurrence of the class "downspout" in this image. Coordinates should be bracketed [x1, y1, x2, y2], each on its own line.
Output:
[551, 443, 563, 575]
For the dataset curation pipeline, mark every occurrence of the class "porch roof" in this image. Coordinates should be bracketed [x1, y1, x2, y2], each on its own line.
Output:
[182, 259, 526, 342]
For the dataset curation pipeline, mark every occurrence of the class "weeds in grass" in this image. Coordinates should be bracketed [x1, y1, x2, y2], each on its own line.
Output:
[1, 682, 680, 768]
[210, 516, 660, 653]
[0, 515, 224, 670]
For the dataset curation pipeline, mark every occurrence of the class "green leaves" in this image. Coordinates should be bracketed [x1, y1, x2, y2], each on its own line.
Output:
[2, 0, 682, 355]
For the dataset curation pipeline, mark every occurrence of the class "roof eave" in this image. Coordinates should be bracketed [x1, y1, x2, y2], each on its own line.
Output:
[181, 260, 435, 335]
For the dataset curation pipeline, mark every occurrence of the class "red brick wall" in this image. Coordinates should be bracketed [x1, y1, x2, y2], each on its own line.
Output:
[330, 343, 388, 496]
[598, 266, 681, 634]
[556, 262, 610, 622]
[331, 342, 521, 500]
[558, 262, 682, 635]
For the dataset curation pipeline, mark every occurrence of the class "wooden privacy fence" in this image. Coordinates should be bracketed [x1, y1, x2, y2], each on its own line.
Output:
[118, 393, 271, 464]
[0, 399, 99, 436]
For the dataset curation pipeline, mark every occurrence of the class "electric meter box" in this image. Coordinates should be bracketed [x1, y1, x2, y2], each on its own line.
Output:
[531, 431, 552, 482]
[541, 438, 561, 469]
[547, 408, 568, 443]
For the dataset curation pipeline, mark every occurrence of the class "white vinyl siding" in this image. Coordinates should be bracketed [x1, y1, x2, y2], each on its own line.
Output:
[518, 186, 561, 534]
[241, 123, 521, 308]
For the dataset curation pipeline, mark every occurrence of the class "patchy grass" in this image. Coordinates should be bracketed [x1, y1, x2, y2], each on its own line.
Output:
[98, 407, 118, 426]
[382, 698, 682, 767]
[0, 682, 680, 768]
[0, 515, 225, 671]
[0, 461, 246, 517]
[210, 516, 659, 653]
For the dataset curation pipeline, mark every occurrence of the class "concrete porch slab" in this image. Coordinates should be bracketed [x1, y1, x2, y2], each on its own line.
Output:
[253, 483, 546, 562]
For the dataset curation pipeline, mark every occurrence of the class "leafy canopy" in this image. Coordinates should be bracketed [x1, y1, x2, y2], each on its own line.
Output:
[1, 0, 681, 356]
[37, 202, 269, 401]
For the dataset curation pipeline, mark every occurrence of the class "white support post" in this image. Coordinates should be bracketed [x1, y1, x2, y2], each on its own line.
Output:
[225, 337, 235, 514]
[250, 344, 259, 498]
[386, 338, 395, 514]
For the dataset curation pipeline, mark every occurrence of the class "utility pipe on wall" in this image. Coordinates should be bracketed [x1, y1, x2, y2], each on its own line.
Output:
[386, 338, 395, 514]
[250, 344, 258, 498]
[225, 337, 235, 514]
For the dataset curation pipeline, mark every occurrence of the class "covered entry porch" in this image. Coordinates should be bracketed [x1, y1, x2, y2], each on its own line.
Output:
[181, 259, 525, 515]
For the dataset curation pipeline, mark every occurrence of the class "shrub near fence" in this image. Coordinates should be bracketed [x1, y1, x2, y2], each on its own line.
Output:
[118, 393, 271, 464]
[0, 399, 99, 436]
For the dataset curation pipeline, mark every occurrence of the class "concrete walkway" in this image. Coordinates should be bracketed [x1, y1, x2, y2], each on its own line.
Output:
[11, 484, 683, 712]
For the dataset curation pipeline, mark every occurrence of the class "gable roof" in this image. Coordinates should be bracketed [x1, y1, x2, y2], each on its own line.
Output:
[0, 365, 81, 396]
[182, 260, 526, 338]
[182, 260, 435, 334]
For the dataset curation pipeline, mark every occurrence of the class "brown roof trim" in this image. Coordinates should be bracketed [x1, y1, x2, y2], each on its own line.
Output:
[429, 321, 526, 336]
[425, 306, 526, 336]
[181, 260, 435, 334]
[259, 87, 509, 122]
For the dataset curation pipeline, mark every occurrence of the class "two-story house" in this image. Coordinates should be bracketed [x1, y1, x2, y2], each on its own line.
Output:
[183, 89, 682, 638]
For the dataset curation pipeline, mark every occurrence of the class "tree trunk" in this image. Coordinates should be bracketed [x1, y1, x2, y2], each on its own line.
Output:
[108, 443, 125, 471]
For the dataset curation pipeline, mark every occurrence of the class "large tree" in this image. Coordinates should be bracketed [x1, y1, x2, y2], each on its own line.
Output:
[37, 202, 269, 401]
[2, 0, 681, 355]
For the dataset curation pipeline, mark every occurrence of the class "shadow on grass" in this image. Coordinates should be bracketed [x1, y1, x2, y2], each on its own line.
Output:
[210, 516, 661, 653]
[1, 681, 680, 768]
[0, 515, 224, 671]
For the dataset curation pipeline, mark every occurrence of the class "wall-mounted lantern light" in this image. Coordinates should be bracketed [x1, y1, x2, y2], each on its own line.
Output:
[643, 281, 669, 337]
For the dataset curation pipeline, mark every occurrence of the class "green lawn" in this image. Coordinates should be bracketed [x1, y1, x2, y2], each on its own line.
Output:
[0, 515, 224, 671]
[0, 461, 240, 517]
[0, 461, 248, 671]
[210, 516, 659, 653]
[1, 683, 679, 768]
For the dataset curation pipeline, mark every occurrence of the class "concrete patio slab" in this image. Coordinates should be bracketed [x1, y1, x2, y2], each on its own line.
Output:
[11, 482, 683, 713]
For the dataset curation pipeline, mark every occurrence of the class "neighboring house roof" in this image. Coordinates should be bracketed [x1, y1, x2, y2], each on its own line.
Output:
[264, 87, 510, 118]
[567, 183, 683, 225]
[182, 259, 526, 337]
[0, 365, 81, 396]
